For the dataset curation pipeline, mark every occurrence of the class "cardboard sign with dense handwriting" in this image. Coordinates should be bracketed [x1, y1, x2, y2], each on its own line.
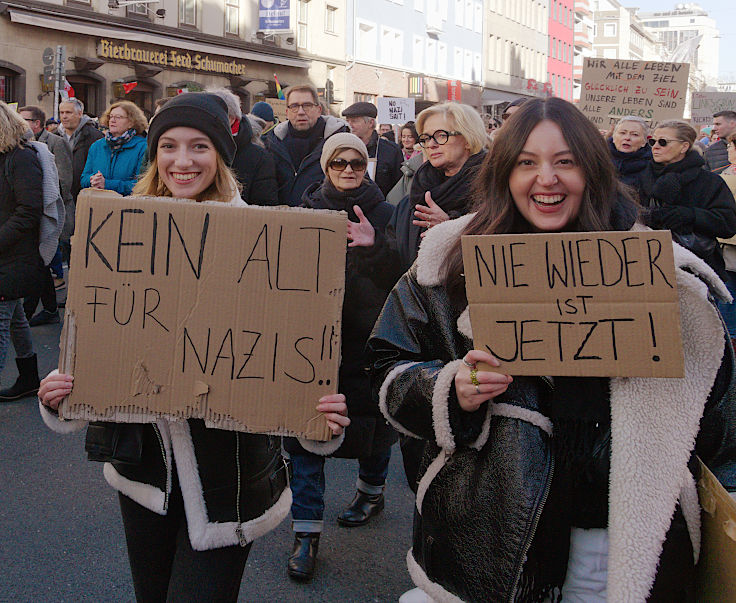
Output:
[58, 190, 347, 441]
[461, 231, 683, 377]
[691, 92, 736, 128]
[579, 58, 689, 129]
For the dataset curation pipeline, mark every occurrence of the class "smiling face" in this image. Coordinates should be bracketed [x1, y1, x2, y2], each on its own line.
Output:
[327, 148, 366, 192]
[612, 120, 647, 153]
[400, 127, 416, 151]
[156, 127, 218, 199]
[651, 127, 689, 165]
[420, 113, 471, 177]
[509, 120, 586, 232]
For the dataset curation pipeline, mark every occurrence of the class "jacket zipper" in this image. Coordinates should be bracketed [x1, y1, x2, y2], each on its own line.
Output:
[234, 433, 248, 547]
[508, 453, 554, 603]
[152, 423, 170, 512]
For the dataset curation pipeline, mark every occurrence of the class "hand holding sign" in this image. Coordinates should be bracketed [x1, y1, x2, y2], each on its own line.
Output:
[454, 350, 512, 412]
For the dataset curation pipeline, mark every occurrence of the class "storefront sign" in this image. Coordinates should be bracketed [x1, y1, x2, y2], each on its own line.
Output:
[97, 39, 248, 76]
[579, 58, 689, 128]
[447, 80, 462, 101]
[259, 0, 291, 34]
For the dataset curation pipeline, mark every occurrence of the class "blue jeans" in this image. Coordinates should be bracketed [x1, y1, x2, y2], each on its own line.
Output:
[718, 271, 736, 339]
[49, 246, 64, 279]
[0, 300, 34, 374]
[290, 446, 391, 533]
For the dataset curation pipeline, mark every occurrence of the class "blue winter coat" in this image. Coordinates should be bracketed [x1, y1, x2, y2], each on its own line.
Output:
[80, 135, 147, 196]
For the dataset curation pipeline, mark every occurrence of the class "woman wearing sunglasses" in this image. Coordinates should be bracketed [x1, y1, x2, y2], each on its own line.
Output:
[638, 120, 736, 280]
[285, 133, 395, 582]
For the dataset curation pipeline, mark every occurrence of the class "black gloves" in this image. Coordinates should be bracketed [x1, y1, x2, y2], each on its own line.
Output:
[647, 205, 695, 232]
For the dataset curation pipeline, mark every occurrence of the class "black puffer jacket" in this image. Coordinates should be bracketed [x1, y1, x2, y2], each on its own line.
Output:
[704, 139, 729, 174]
[366, 130, 403, 197]
[608, 138, 652, 191]
[286, 177, 396, 458]
[638, 151, 736, 279]
[0, 144, 47, 300]
[367, 214, 736, 602]
[232, 117, 279, 206]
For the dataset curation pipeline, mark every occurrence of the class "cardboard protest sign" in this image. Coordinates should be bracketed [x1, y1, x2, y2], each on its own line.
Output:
[265, 98, 287, 122]
[377, 97, 415, 124]
[691, 92, 736, 128]
[461, 231, 683, 377]
[697, 459, 736, 601]
[59, 190, 347, 441]
[579, 58, 689, 128]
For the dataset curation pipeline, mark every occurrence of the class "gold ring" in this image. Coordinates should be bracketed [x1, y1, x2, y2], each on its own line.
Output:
[469, 368, 480, 386]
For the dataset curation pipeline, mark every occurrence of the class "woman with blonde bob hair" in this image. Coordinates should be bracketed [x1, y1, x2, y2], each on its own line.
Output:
[39, 93, 350, 602]
[81, 99, 148, 195]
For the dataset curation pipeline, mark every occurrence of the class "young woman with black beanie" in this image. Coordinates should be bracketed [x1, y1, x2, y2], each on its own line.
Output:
[37, 93, 349, 602]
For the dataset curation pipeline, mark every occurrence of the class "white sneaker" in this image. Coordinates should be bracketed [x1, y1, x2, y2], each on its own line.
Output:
[398, 587, 434, 603]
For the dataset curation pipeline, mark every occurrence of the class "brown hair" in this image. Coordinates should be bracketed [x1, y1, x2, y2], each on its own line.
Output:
[443, 97, 637, 303]
[19, 105, 45, 124]
[284, 84, 319, 105]
[101, 101, 148, 135]
[132, 152, 240, 203]
[655, 120, 696, 149]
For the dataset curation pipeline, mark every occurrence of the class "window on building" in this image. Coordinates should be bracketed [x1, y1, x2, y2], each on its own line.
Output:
[473, 52, 481, 81]
[413, 36, 425, 71]
[179, 0, 196, 25]
[381, 27, 404, 67]
[297, 0, 309, 48]
[0, 70, 16, 103]
[438, 42, 448, 74]
[415, 0, 424, 9]
[464, 49, 472, 80]
[454, 0, 463, 26]
[426, 38, 437, 73]
[474, 2, 482, 32]
[354, 92, 377, 104]
[603, 22, 616, 37]
[324, 5, 337, 33]
[603, 48, 616, 59]
[127, 2, 150, 17]
[439, 0, 448, 20]
[225, 0, 239, 34]
[357, 20, 377, 61]
[464, 0, 473, 28]
[454, 47, 463, 78]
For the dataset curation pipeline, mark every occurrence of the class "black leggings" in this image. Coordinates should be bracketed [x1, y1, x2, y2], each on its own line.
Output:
[118, 483, 251, 603]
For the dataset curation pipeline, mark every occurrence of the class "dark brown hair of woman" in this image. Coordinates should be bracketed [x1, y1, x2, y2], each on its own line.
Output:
[442, 96, 638, 305]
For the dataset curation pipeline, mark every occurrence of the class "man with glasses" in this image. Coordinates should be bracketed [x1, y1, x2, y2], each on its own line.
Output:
[341, 102, 402, 197]
[705, 110, 736, 174]
[264, 84, 349, 206]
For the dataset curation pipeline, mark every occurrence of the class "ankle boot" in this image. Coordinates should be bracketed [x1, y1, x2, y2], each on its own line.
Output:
[0, 354, 40, 401]
[287, 532, 320, 582]
[337, 489, 385, 527]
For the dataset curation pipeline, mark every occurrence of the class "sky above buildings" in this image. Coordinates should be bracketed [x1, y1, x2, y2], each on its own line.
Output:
[631, 1, 735, 81]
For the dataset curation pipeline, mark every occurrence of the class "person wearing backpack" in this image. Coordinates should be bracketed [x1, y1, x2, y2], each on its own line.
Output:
[0, 101, 47, 399]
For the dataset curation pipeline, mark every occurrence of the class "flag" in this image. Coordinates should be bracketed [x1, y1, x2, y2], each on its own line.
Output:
[669, 34, 703, 64]
[63, 78, 74, 100]
[274, 74, 285, 100]
[177, 87, 189, 95]
[122, 81, 138, 94]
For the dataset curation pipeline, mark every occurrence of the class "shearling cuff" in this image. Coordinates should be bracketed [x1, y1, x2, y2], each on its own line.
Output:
[431, 359, 464, 452]
[297, 431, 345, 456]
[38, 400, 87, 434]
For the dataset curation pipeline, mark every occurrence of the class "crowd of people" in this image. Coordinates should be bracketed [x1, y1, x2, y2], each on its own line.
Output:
[1, 87, 736, 602]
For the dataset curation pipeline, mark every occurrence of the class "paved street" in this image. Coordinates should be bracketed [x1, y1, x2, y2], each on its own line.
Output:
[0, 313, 416, 602]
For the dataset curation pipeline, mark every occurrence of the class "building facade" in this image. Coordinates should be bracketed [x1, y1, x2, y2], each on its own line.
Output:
[572, 0, 594, 101]
[637, 2, 719, 90]
[345, 0, 485, 112]
[547, 0, 573, 101]
[0, 0, 346, 117]
[482, 0, 550, 114]
[591, 0, 660, 63]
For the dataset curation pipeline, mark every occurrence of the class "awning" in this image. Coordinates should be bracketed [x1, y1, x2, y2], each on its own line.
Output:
[481, 88, 523, 105]
[8, 8, 311, 70]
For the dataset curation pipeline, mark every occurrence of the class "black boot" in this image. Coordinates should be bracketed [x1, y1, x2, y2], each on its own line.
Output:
[287, 532, 320, 582]
[0, 354, 40, 401]
[337, 490, 385, 527]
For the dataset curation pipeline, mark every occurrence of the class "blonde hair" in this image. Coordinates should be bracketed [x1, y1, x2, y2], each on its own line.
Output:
[132, 153, 241, 202]
[0, 101, 29, 153]
[101, 101, 148, 135]
[416, 102, 489, 155]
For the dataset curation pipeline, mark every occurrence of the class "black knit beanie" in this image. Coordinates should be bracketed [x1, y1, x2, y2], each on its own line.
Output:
[147, 93, 236, 165]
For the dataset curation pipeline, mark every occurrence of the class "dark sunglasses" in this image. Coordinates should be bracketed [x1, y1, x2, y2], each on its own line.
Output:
[328, 158, 367, 172]
[648, 138, 683, 147]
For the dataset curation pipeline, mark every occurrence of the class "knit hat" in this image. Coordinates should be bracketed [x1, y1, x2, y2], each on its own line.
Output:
[320, 132, 369, 173]
[251, 101, 275, 123]
[147, 93, 236, 165]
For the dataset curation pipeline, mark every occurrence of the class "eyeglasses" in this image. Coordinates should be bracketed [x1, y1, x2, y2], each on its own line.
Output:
[23, 118, 37, 123]
[417, 130, 462, 147]
[108, 114, 129, 121]
[328, 158, 367, 172]
[648, 138, 683, 147]
[286, 102, 319, 112]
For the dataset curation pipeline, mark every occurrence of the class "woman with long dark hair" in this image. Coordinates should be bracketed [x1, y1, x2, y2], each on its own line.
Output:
[368, 97, 736, 602]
